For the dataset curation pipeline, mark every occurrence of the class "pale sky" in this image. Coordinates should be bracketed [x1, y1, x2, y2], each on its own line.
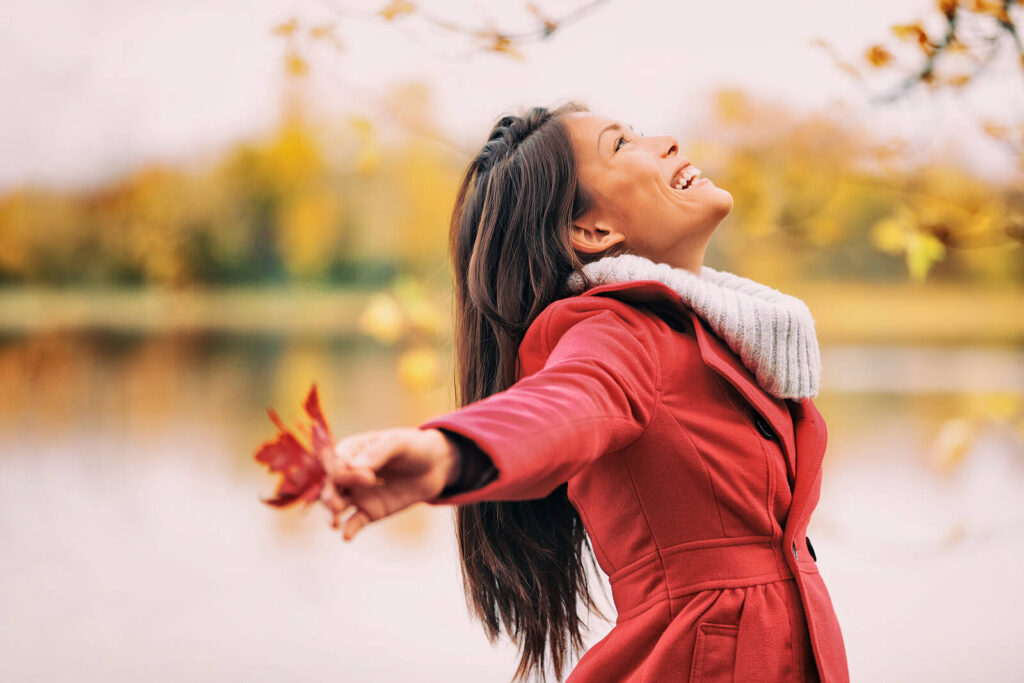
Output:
[2, 0, 1021, 191]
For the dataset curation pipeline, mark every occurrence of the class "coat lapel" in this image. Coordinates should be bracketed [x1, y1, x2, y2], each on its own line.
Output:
[687, 310, 798, 482]
[784, 397, 828, 538]
[580, 279, 800, 485]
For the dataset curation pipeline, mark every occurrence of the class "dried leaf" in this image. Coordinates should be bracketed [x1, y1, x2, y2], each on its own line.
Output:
[254, 384, 332, 508]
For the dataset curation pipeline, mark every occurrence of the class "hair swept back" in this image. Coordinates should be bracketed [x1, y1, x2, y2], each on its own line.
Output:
[446, 101, 629, 682]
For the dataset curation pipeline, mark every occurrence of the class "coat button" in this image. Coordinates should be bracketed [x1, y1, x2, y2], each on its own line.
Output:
[755, 414, 775, 440]
[806, 536, 817, 562]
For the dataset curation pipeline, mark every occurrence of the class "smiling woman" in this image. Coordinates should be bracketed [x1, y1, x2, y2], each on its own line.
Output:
[561, 111, 734, 275]
[319, 101, 849, 683]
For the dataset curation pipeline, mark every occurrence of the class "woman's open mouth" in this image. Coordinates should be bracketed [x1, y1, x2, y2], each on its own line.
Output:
[671, 165, 704, 191]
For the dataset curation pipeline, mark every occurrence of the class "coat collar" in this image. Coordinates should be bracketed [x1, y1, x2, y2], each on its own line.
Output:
[575, 279, 827, 512]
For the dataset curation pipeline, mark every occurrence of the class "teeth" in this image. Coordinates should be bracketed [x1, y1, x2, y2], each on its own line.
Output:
[672, 166, 702, 190]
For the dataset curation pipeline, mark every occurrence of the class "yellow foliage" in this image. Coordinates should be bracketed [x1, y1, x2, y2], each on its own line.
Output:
[979, 392, 1023, 421]
[378, 0, 415, 21]
[890, 22, 928, 44]
[392, 139, 460, 267]
[348, 116, 380, 175]
[284, 50, 309, 77]
[871, 216, 908, 254]
[0, 82, 1017, 289]
[272, 18, 298, 37]
[905, 231, 947, 282]
[870, 205, 946, 282]
[357, 293, 406, 345]
[396, 345, 441, 393]
[488, 34, 524, 59]
[276, 189, 343, 277]
[391, 275, 444, 337]
[262, 116, 325, 193]
[714, 88, 752, 125]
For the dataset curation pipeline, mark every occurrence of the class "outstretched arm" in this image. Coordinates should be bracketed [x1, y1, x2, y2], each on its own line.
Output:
[324, 297, 662, 539]
[419, 297, 662, 505]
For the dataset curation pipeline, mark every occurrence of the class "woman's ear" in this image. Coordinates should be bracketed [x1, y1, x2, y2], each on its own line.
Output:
[571, 216, 627, 254]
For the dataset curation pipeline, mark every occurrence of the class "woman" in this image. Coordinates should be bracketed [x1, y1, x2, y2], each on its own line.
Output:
[321, 101, 850, 682]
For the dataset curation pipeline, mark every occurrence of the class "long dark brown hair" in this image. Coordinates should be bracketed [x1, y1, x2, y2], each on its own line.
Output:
[446, 101, 630, 681]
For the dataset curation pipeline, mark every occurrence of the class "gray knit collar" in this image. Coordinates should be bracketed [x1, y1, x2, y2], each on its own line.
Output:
[565, 253, 821, 399]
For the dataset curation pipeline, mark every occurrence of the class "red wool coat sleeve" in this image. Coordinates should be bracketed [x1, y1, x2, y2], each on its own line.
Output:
[418, 296, 662, 506]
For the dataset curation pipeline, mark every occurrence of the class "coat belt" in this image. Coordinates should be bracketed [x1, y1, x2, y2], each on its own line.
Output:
[608, 535, 794, 622]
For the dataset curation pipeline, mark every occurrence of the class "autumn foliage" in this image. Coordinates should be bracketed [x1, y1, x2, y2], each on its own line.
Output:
[254, 384, 332, 508]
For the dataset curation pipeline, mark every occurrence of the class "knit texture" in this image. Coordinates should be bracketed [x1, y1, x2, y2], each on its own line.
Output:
[565, 253, 821, 399]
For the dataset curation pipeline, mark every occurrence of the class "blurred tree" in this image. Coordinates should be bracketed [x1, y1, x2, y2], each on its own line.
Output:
[273, 1, 614, 65]
[811, 0, 1024, 281]
[692, 87, 1023, 285]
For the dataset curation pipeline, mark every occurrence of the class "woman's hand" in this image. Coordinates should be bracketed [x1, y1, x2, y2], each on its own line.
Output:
[319, 427, 459, 541]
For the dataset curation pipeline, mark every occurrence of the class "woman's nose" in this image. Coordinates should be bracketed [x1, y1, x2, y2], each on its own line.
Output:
[657, 135, 678, 158]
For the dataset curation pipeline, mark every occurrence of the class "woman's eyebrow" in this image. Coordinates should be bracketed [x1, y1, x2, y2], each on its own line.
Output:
[597, 123, 622, 152]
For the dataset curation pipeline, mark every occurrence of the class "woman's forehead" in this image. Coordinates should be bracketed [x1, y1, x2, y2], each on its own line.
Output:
[564, 111, 617, 137]
[564, 112, 620, 162]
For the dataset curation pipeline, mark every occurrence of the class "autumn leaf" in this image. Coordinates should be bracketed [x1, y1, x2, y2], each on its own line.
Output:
[905, 230, 947, 282]
[890, 22, 929, 46]
[378, 0, 415, 21]
[272, 18, 298, 37]
[254, 384, 332, 508]
[865, 44, 893, 67]
[310, 22, 344, 52]
[284, 50, 309, 77]
[488, 33, 524, 59]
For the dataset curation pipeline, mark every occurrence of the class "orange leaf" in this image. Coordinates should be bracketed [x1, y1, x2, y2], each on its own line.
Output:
[865, 44, 893, 67]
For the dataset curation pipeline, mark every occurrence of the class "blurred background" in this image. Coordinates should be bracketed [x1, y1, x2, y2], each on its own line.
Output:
[1, 0, 1022, 681]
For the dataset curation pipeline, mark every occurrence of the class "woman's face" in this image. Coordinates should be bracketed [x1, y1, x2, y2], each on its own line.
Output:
[563, 111, 733, 272]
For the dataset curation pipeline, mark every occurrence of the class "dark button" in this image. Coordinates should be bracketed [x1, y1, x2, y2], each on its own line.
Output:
[806, 536, 817, 562]
[792, 540, 799, 561]
[755, 414, 775, 440]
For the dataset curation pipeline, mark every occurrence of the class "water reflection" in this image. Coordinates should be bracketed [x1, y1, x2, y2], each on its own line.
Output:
[0, 332, 1022, 681]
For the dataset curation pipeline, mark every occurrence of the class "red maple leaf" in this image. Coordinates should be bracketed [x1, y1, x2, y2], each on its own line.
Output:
[254, 384, 334, 508]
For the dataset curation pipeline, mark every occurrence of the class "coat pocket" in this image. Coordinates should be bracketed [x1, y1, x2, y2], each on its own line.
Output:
[689, 622, 738, 682]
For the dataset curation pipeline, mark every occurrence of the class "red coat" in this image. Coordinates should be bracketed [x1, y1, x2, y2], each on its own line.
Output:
[419, 278, 850, 682]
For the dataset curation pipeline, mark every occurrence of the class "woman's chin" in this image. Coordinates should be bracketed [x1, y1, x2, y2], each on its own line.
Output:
[710, 184, 734, 216]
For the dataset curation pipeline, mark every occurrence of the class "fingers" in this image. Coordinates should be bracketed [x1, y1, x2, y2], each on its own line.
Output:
[319, 482, 352, 529]
[320, 434, 388, 537]
[343, 508, 370, 541]
[324, 428, 423, 542]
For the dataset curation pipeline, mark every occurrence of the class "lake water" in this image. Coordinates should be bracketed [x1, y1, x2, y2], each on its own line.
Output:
[1, 332, 1022, 682]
